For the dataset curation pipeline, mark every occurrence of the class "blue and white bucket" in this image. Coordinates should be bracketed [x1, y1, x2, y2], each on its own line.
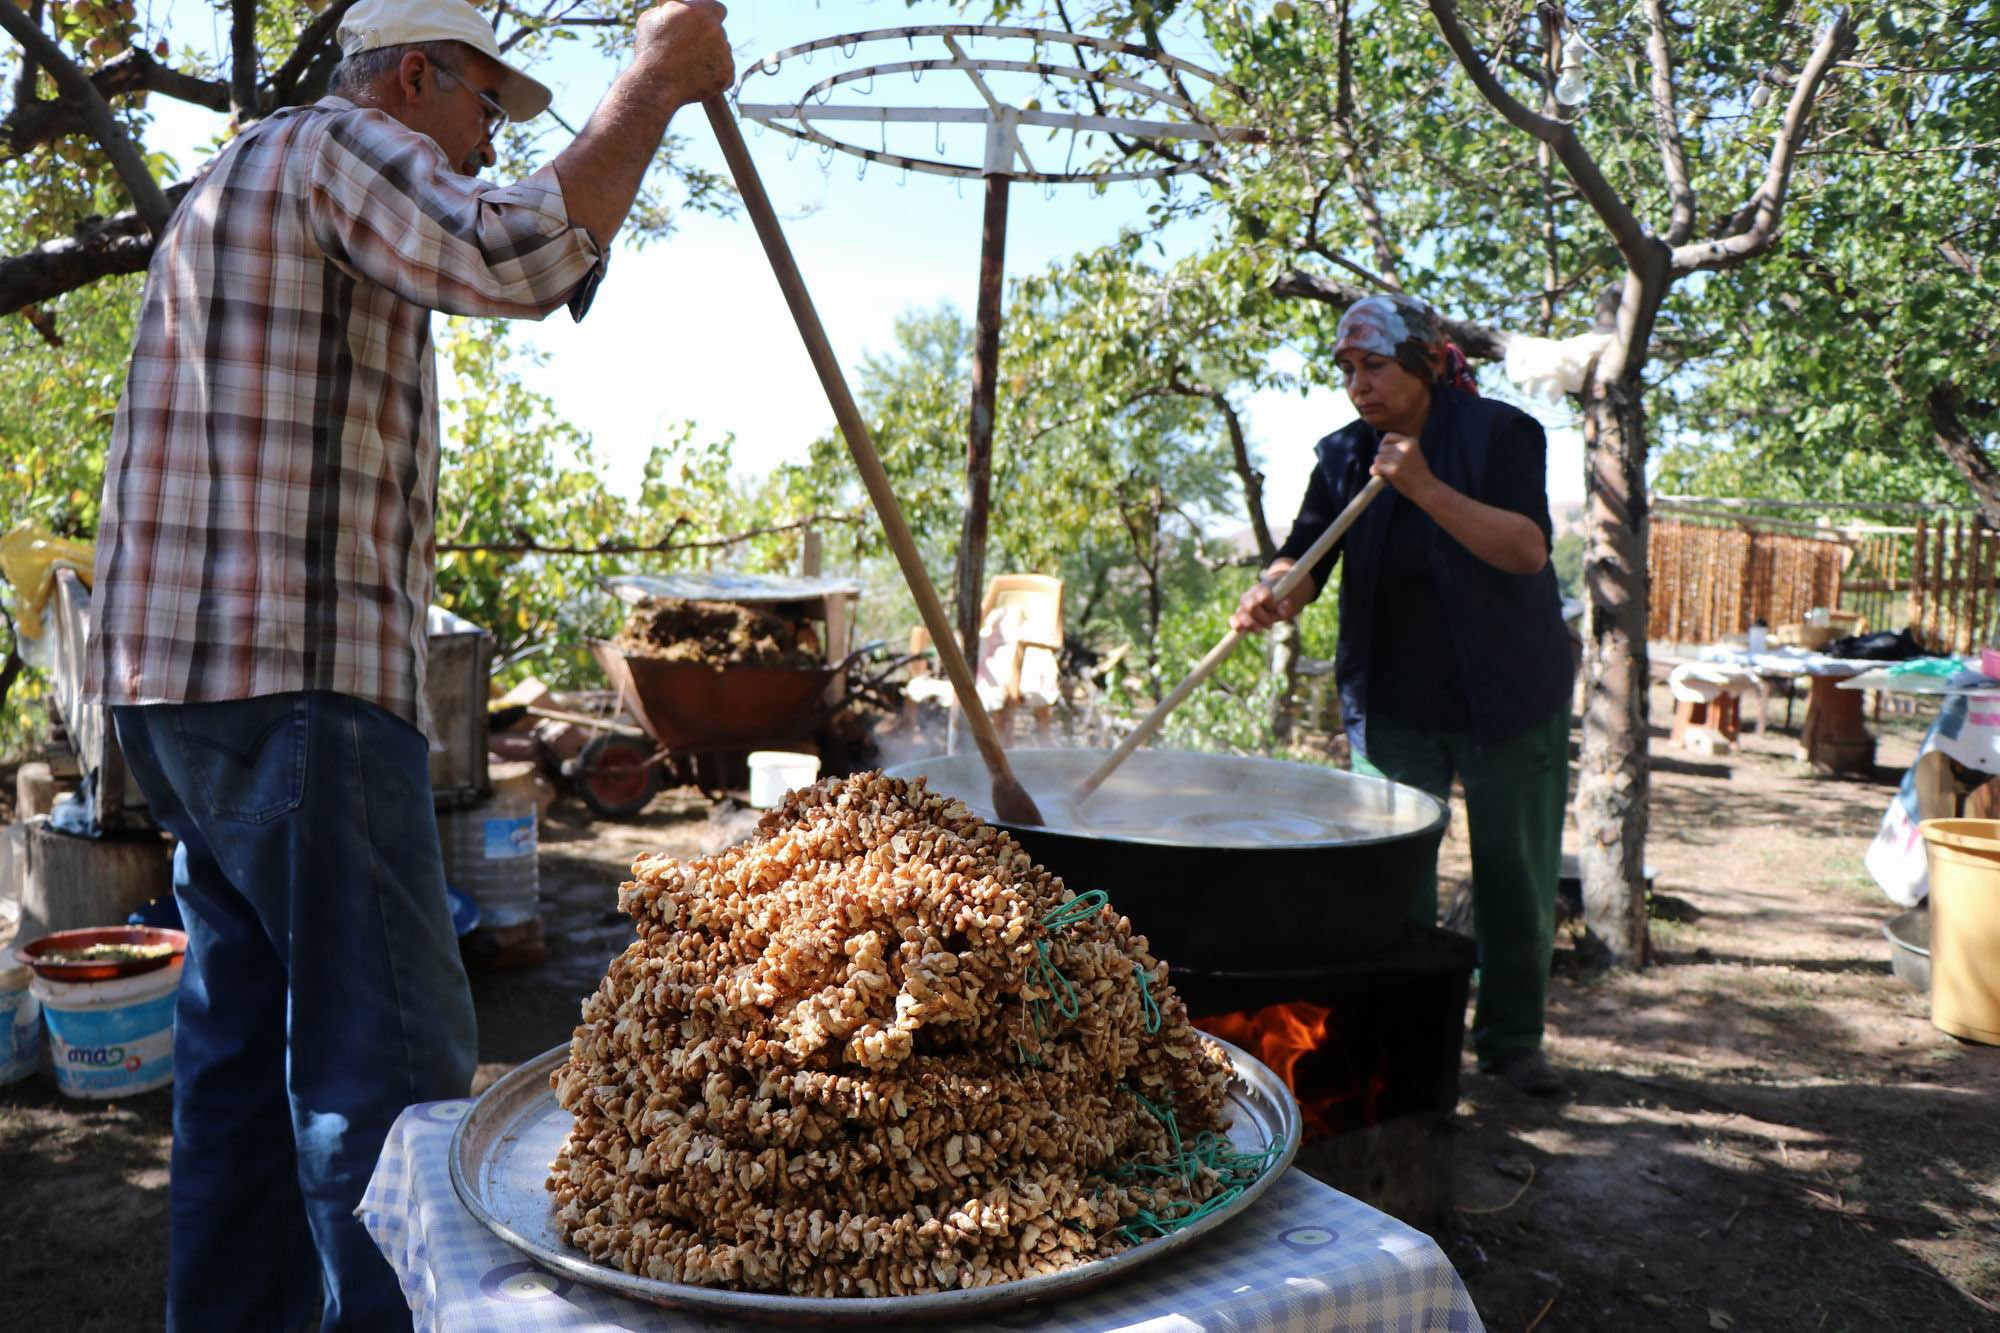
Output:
[29, 959, 181, 1099]
[0, 954, 40, 1087]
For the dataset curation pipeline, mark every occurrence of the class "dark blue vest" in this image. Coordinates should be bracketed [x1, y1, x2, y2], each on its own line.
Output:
[1313, 389, 1575, 755]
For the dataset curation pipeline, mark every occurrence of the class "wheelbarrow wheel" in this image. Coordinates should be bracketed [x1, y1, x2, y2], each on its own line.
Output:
[577, 734, 660, 818]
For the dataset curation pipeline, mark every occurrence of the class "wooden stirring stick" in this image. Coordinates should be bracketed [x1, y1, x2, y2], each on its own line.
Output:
[703, 99, 1046, 827]
[1071, 475, 1390, 807]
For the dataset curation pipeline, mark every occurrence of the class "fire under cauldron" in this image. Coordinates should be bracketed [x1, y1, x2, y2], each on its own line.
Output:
[883, 748, 1448, 975]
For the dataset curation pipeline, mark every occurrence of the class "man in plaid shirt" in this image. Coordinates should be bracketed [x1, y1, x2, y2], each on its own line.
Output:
[85, 1, 731, 1326]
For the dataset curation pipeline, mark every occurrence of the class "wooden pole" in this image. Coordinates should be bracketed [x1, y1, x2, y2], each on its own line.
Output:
[1915, 516, 1928, 645]
[701, 100, 1044, 826]
[958, 175, 1011, 663]
[1933, 516, 1950, 648]
[1071, 476, 1389, 805]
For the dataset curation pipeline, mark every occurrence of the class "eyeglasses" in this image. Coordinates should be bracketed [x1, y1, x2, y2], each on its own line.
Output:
[431, 60, 508, 142]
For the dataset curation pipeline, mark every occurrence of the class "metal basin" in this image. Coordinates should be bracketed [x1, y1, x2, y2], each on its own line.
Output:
[884, 749, 1447, 974]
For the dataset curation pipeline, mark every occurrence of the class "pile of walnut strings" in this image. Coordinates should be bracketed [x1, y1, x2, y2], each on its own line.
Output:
[547, 772, 1270, 1297]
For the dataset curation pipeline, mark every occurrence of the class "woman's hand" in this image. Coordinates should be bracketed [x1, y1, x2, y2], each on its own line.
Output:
[1371, 432, 1438, 501]
[1230, 562, 1315, 634]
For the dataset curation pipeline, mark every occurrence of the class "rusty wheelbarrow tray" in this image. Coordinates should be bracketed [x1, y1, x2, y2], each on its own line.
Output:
[572, 641, 835, 817]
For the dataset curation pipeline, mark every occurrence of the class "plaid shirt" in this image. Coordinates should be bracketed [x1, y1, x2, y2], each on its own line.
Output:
[88, 96, 604, 736]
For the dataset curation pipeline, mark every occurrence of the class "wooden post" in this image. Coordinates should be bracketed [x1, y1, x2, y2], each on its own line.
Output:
[19, 819, 173, 941]
[1914, 516, 1928, 644]
[958, 173, 1011, 663]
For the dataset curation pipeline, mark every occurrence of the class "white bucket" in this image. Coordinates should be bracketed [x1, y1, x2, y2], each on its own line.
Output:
[748, 751, 821, 809]
[29, 959, 182, 1099]
[0, 957, 39, 1087]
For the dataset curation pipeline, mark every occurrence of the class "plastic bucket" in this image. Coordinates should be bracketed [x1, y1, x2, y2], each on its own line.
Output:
[748, 751, 821, 810]
[29, 958, 182, 1098]
[0, 957, 40, 1087]
[1917, 819, 2000, 1045]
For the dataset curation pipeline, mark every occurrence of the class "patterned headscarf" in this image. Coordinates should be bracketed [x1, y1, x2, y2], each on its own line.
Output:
[1334, 294, 1480, 396]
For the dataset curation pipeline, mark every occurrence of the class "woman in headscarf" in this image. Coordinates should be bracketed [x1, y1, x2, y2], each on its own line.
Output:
[1232, 294, 1575, 1096]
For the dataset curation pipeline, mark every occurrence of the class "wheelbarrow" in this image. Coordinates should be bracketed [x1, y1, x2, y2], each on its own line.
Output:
[567, 640, 871, 817]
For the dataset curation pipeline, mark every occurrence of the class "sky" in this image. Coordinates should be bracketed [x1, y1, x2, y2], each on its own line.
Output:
[139, 0, 1588, 540]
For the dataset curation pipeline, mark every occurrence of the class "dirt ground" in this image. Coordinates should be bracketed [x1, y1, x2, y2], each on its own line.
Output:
[4, 685, 1998, 1331]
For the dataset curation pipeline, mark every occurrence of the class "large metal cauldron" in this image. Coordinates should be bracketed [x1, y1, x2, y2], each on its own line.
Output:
[883, 749, 1446, 974]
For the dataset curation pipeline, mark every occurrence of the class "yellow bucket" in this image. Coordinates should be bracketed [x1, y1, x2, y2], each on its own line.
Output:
[1917, 819, 2000, 1045]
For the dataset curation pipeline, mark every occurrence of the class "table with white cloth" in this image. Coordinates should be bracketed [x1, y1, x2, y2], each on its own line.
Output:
[1693, 645, 1878, 771]
[361, 1099, 1485, 1333]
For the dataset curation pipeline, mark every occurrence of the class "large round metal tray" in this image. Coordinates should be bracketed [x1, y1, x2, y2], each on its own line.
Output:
[450, 1038, 1301, 1324]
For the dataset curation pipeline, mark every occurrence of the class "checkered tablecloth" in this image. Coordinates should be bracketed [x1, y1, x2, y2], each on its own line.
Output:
[361, 1100, 1483, 1333]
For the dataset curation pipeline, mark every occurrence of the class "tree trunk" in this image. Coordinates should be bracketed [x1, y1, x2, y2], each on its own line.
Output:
[1268, 619, 1300, 743]
[1574, 367, 1653, 967]
[1927, 383, 2000, 530]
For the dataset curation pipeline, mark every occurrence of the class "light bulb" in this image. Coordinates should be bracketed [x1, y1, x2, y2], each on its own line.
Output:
[1749, 83, 1771, 110]
[1555, 68, 1590, 106]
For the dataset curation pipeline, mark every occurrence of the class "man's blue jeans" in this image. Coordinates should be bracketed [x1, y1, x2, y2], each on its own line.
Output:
[114, 691, 478, 1332]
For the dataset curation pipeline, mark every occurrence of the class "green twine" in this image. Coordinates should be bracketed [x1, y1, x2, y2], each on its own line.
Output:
[1110, 1089, 1287, 1244]
[1032, 940, 1083, 1020]
[1123, 1084, 1188, 1180]
[1016, 891, 1107, 1056]
[1116, 1185, 1250, 1243]
[1041, 890, 1108, 930]
[1135, 964, 1162, 1034]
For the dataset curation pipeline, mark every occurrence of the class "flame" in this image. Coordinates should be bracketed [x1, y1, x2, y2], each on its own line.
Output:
[1195, 1002, 1387, 1138]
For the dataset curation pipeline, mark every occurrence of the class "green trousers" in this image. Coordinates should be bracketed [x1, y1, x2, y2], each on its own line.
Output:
[1351, 707, 1570, 1061]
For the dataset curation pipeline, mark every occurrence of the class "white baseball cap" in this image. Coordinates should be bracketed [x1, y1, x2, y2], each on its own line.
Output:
[337, 0, 554, 123]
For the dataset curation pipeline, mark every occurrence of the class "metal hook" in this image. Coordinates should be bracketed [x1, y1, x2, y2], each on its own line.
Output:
[786, 133, 803, 162]
[857, 153, 869, 181]
[841, 38, 858, 59]
[936, 120, 947, 155]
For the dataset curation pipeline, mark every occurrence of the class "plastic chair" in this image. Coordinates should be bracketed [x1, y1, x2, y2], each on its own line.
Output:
[902, 575, 1065, 737]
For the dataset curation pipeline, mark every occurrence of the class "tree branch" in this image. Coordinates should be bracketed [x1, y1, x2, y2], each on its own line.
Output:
[438, 513, 861, 558]
[1165, 375, 1275, 560]
[1642, 0, 1697, 245]
[0, 6, 171, 231]
[1426, 0, 1657, 275]
[1670, 10, 1856, 274]
[0, 188, 189, 315]
[269, 0, 364, 106]
[1, 45, 231, 164]
[1926, 383, 2000, 530]
[228, 0, 260, 120]
[1271, 268, 1512, 360]
[1325, 0, 1401, 286]
[3, 48, 228, 161]
[13, 0, 43, 109]
[1534, 3, 1561, 333]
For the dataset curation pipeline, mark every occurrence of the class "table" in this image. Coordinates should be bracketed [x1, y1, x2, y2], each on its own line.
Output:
[361, 1100, 1484, 1333]
[1694, 646, 1876, 772]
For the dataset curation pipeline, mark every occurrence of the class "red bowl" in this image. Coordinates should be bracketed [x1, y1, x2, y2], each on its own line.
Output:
[17, 926, 188, 983]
